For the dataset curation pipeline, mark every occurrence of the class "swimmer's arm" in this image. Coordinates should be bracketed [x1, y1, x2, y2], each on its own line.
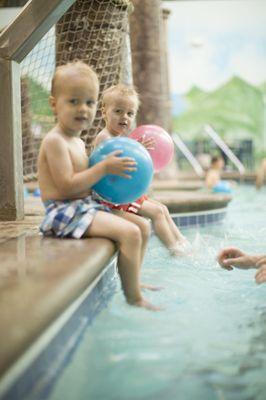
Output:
[44, 135, 135, 197]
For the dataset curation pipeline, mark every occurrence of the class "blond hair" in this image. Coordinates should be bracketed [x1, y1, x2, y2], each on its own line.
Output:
[102, 84, 140, 109]
[51, 61, 99, 97]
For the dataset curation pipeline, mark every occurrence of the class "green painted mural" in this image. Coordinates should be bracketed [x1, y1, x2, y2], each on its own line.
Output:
[165, 0, 266, 157]
[173, 77, 265, 149]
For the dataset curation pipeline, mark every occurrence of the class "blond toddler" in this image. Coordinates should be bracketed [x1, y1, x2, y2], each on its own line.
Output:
[38, 62, 159, 310]
[94, 84, 191, 256]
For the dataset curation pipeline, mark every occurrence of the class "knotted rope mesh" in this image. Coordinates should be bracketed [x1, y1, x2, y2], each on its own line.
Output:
[21, 0, 132, 181]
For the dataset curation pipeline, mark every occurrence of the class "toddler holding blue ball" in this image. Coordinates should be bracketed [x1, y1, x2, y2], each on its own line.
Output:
[37, 61, 160, 311]
[94, 84, 191, 256]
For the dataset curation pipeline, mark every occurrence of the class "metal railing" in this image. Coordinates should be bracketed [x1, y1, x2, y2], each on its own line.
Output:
[173, 133, 205, 177]
[204, 124, 245, 175]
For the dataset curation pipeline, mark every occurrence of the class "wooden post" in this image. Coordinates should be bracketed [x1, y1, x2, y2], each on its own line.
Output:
[0, 0, 76, 220]
[0, 59, 24, 220]
[0, 0, 76, 62]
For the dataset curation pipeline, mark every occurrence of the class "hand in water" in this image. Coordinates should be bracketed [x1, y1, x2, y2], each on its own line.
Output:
[217, 247, 260, 270]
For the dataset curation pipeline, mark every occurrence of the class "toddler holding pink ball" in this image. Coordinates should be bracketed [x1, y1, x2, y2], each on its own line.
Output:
[94, 84, 191, 256]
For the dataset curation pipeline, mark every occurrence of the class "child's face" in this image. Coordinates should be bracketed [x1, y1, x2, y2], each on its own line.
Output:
[217, 158, 225, 170]
[50, 74, 98, 136]
[213, 158, 225, 170]
[103, 95, 138, 136]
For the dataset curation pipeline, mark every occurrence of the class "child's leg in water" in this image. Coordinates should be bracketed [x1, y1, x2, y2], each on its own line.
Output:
[84, 211, 161, 311]
[160, 203, 193, 254]
[148, 198, 185, 241]
[139, 199, 190, 255]
[113, 209, 162, 291]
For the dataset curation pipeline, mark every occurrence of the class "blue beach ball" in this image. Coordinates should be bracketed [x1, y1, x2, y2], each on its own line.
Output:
[89, 137, 154, 204]
[212, 181, 232, 194]
[33, 188, 41, 197]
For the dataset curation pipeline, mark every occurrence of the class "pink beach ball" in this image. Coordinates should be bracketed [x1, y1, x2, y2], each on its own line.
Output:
[129, 124, 174, 173]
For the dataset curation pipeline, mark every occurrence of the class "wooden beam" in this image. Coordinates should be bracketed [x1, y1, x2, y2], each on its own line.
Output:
[0, 1, 27, 6]
[0, 59, 24, 220]
[0, 0, 76, 62]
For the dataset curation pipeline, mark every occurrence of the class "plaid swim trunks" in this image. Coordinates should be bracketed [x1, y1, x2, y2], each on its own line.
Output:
[40, 195, 110, 239]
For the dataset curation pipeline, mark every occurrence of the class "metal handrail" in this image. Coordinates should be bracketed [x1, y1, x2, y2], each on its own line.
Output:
[173, 133, 205, 177]
[204, 124, 246, 175]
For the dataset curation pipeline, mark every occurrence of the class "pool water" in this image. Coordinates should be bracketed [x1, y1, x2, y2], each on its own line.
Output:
[48, 186, 266, 400]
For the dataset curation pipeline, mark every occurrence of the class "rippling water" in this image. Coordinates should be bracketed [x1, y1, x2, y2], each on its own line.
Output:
[48, 186, 266, 400]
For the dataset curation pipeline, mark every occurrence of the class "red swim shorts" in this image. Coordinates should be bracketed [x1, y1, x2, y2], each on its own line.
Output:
[100, 195, 148, 215]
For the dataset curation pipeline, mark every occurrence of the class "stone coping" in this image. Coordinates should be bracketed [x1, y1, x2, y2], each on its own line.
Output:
[153, 190, 232, 213]
[221, 171, 256, 181]
[175, 171, 257, 182]
[151, 179, 203, 191]
[0, 235, 116, 377]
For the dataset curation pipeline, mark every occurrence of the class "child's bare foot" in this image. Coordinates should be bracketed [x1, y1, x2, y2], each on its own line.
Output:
[141, 283, 163, 291]
[135, 298, 163, 311]
[128, 297, 163, 311]
[169, 242, 186, 256]
[169, 238, 193, 257]
[182, 238, 193, 254]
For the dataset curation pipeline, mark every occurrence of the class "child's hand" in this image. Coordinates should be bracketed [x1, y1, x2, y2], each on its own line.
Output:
[104, 150, 137, 179]
[137, 135, 155, 150]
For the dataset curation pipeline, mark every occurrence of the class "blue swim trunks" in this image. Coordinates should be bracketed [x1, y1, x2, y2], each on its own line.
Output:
[40, 195, 110, 239]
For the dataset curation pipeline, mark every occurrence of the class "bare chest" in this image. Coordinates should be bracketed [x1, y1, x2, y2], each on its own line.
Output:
[68, 141, 88, 172]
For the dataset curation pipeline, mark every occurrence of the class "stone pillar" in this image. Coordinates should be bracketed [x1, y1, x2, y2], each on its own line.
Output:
[157, 7, 179, 179]
[161, 8, 172, 133]
[129, 0, 167, 129]
[130, 0, 178, 179]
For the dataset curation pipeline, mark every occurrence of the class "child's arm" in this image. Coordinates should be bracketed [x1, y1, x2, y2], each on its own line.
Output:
[136, 135, 155, 151]
[93, 129, 112, 148]
[44, 134, 136, 197]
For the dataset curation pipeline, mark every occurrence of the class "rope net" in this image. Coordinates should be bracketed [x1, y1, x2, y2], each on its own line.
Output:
[20, 0, 132, 181]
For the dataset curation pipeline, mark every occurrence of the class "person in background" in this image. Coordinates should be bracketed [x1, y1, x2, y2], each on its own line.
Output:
[93, 84, 192, 256]
[256, 158, 266, 190]
[217, 247, 266, 284]
[37, 61, 160, 311]
[205, 155, 225, 190]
